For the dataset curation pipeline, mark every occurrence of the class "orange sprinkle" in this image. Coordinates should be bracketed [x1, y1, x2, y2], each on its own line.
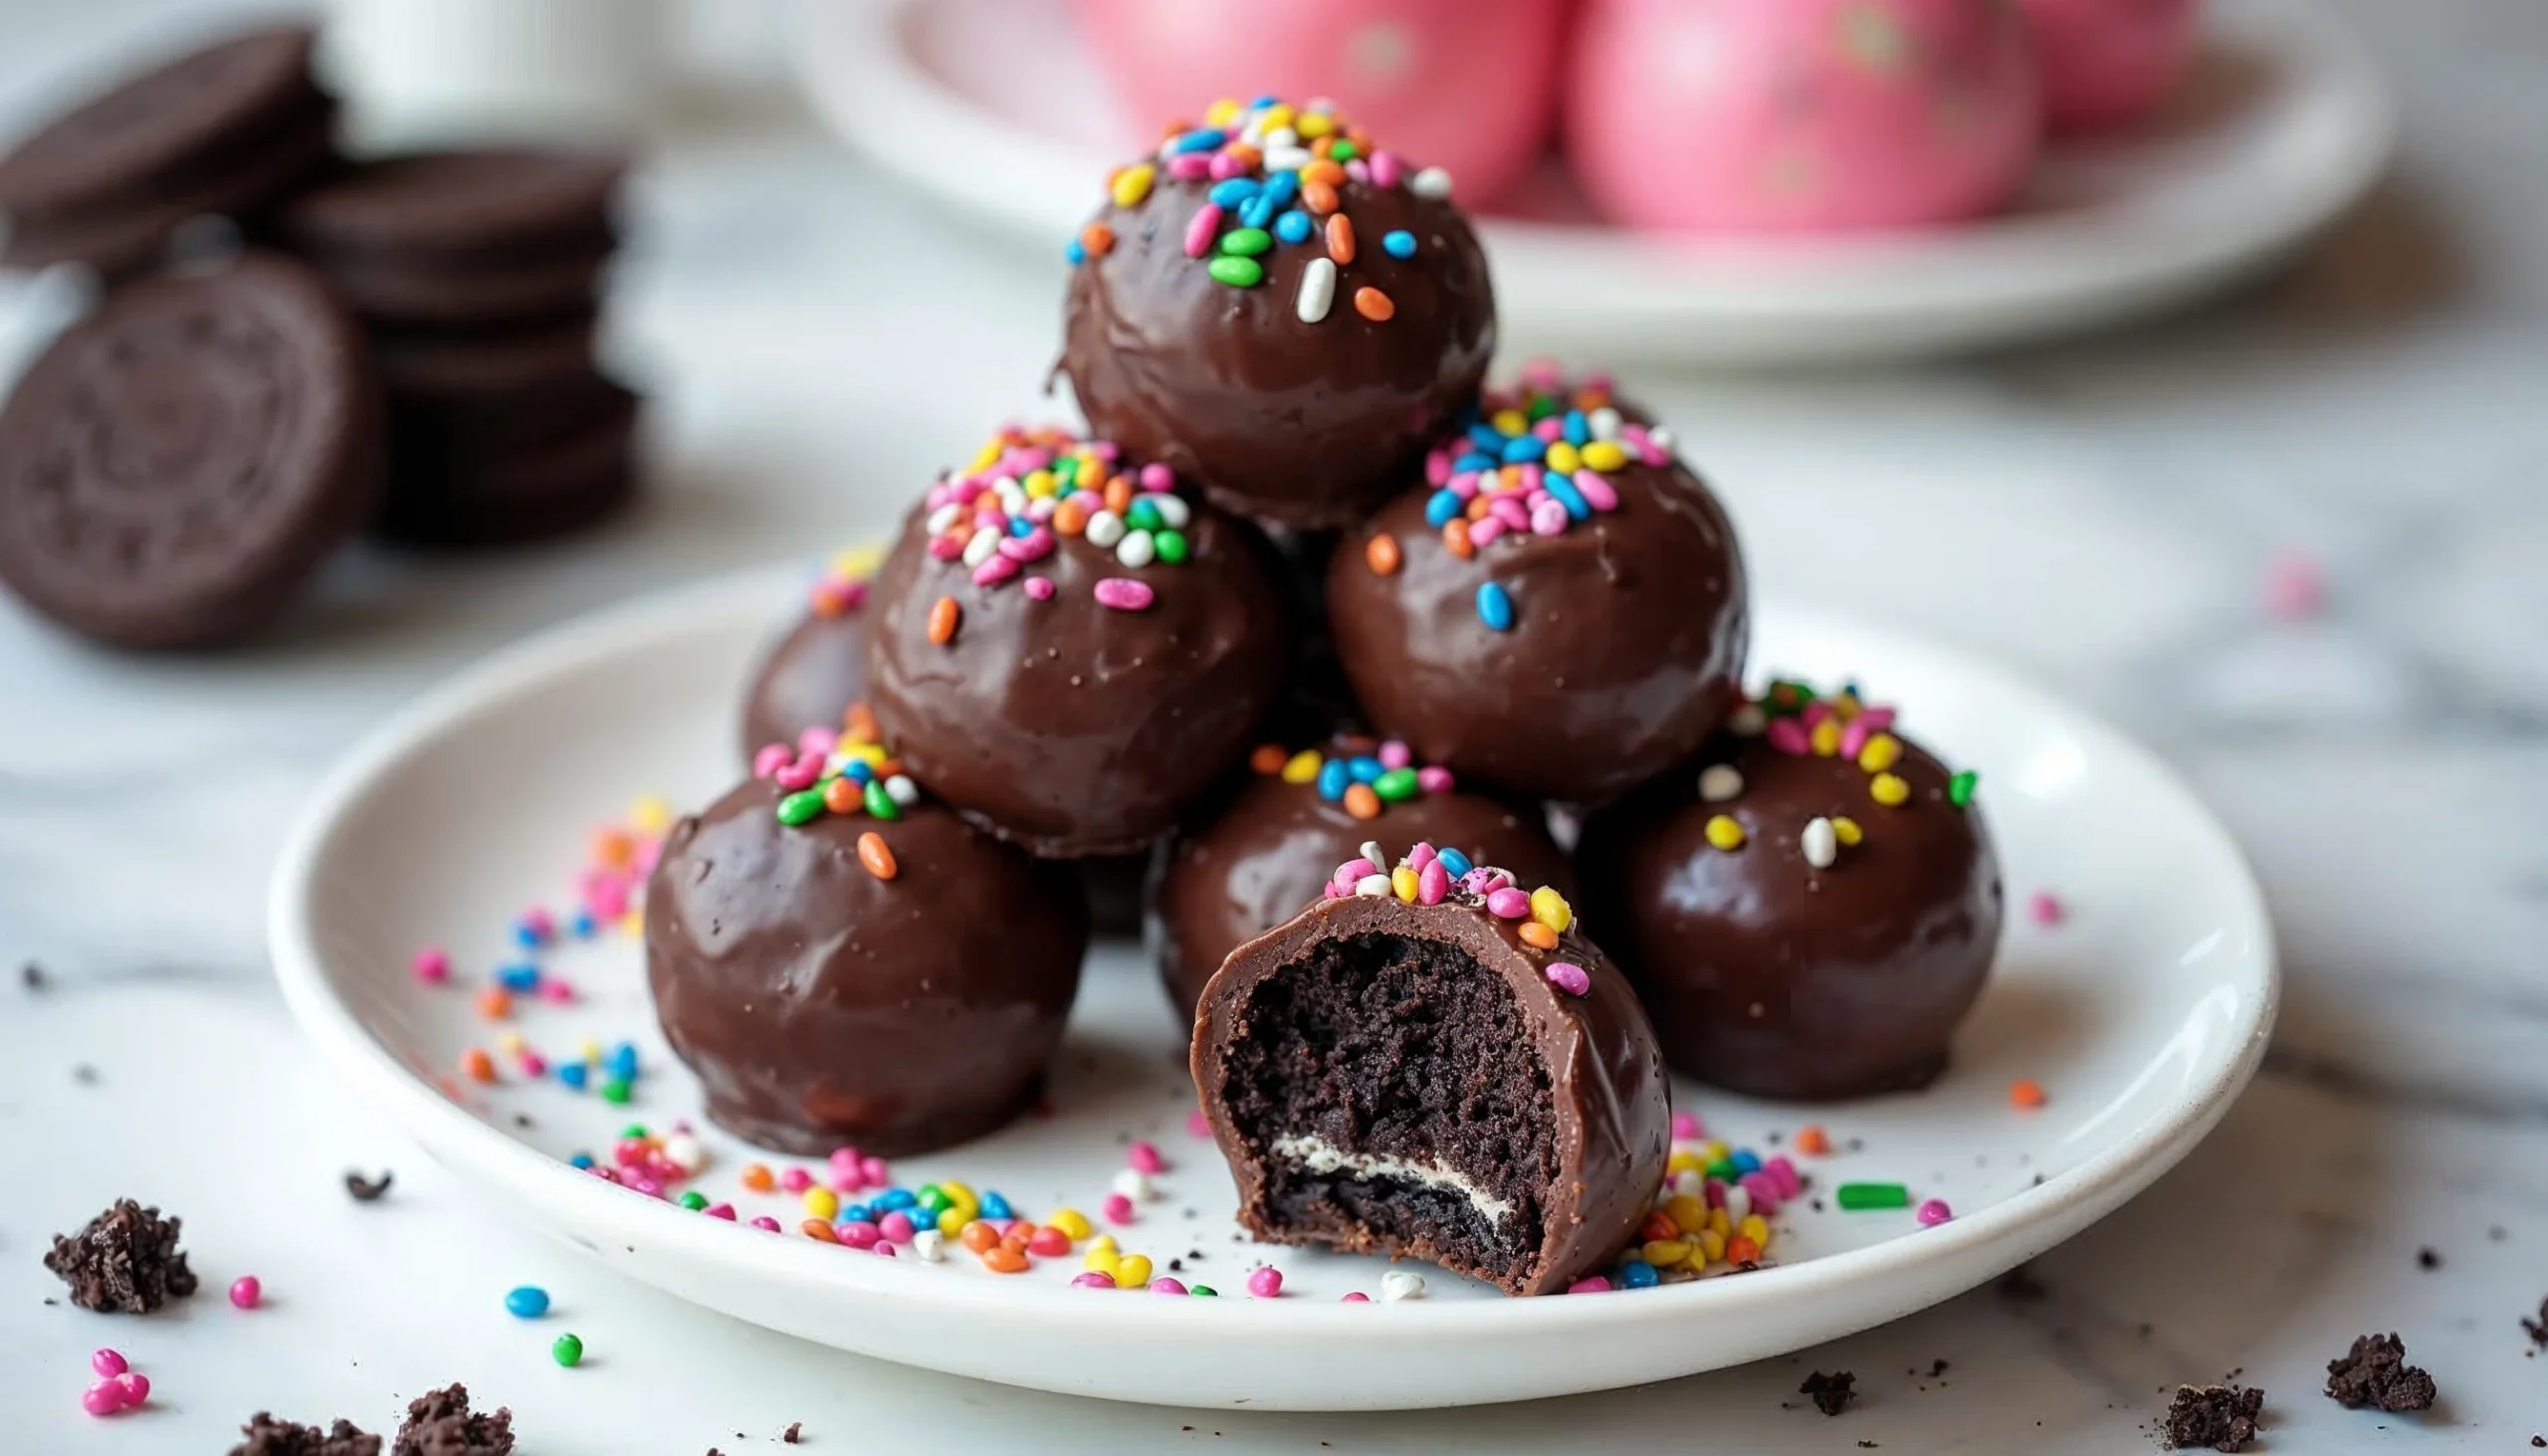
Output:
[1301, 178, 1340, 215]
[822, 776, 861, 814]
[873, 757, 902, 779]
[1518, 923, 1558, 950]
[1079, 222, 1115, 258]
[1795, 1124, 1831, 1155]
[1354, 287, 1395, 322]
[1326, 213, 1356, 265]
[1103, 475, 1135, 516]
[1000, 1223, 1037, 1248]
[1250, 743, 1288, 775]
[460, 1047, 496, 1084]
[741, 1163, 775, 1192]
[857, 831, 898, 881]
[1343, 783, 1381, 820]
[476, 986, 513, 1021]
[802, 1218, 840, 1243]
[960, 1220, 1001, 1254]
[1443, 519, 1475, 559]
[1302, 159, 1346, 188]
[1465, 494, 1494, 521]
[982, 1246, 1030, 1274]
[1222, 141, 1261, 170]
[926, 595, 959, 646]
[1365, 533, 1401, 575]
[590, 827, 634, 868]
[1725, 1235, 1760, 1265]
[2010, 1078, 2047, 1110]
[843, 701, 881, 743]
[1053, 496, 1089, 536]
[1639, 1210, 1678, 1242]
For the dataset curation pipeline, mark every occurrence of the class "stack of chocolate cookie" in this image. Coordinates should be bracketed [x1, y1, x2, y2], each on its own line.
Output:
[275, 150, 640, 547]
[0, 27, 336, 280]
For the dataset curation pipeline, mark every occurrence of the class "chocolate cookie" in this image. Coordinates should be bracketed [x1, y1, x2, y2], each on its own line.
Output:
[2, 100, 337, 277]
[304, 235, 614, 329]
[0, 253, 380, 647]
[378, 394, 638, 548]
[370, 311, 598, 397]
[276, 149, 625, 262]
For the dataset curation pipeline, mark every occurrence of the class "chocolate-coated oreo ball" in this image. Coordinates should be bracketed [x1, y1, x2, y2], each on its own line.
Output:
[737, 552, 874, 760]
[646, 770, 1086, 1156]
[864, 426, 1288, 858]
[1577, 683, 2003, 1101]
[1326, 367, 1748, 806]
[1061, 97, 1495, 528]
[1152, 736, 1572, 1019]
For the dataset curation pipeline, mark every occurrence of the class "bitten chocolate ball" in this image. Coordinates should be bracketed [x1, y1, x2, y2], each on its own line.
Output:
[1152, 737, 1571, 1019]
[646, 772, 1086, 1156]
[1578, 684, 2003, 1101]
[864, 426, 1288, 858]
[1061, 97, 1495, 528]
[1326, 368, 1748, 806]
[737, 555, 872, 760]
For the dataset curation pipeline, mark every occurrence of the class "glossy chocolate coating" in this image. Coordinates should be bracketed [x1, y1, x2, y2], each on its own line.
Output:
[737, 610, 864, 760]
[1079, 851, 1152, 937]
[1193, 891, 1669, 1296]
[645, 777, 1086, 1155]
[1578, 730, 2003, 1101]
[863, 484, 1289, 859]
[1325, 434, 1747, 807]
[1151, 773, 1572, 1019]
[1061, 174, 1495, 528]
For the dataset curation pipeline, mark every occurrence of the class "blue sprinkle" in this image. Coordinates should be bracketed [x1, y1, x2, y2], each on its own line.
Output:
[1476, 582, 1515, 631]
[844, 759, 874, 785]
[1545, 474, 1591, 520]
[497, 962, 540, 992]
[1316, 758, 1351, 803]
[1238, 194, 1275, 229]
[1170, 127, 1225, 154]
[1273, 209, 1313, 245]
[1207, 177, 1259, 209]
[605, 1043, 639, 1081]
[1424, 489, 1463, 529]
[878, 1188, 919, 1211]
[1467, 424, 1506, 452]
[1451, 451, 1496, 475]
[569, 911, 597, 938]
[557, 1063, 589, 1092]
[1436, 847, 1473, 878]
[1621, 1260, 1661, 1290]
[1381, 229, 1416, 258]
[1260, 171, 1298, 208]
[1348, 756, 1384, 784]
[981, 1192, 1014, 1220]
[1064, 238, 1086, 266]
[1730, 1149, 1762, 1173]
[1008, 515, 1034, 537]
[567, 1151, 595, 1168]
[512, 924, 545, 950]
[1500, 435, 1546, 465]
[1563, 409, 1589, 446]
[841, 1203, 871, 1224]
[1249, 93, 1278, 107]
[505, 1285, 551, 1319]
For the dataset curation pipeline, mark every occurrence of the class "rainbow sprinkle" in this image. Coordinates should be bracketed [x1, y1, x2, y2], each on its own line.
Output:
[923, 425, 1194, 608]
[807, 542, 882, 618]
[1323, 841, 1582, 981]
[1251, 738, 1454, 820]
[1709, 680, 1978, 869]
[751, 702, 917, 832]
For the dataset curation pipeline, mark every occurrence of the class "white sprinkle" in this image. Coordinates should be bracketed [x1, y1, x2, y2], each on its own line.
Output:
[1115, 528, 1158, 568]
[1728, 703, 1768, 736]
[961, 526, 1000, 567]
[926, 503, 960, 534]
[1296, 257, 1338, 323]
[1263, 125, 1299, 149]
[1724, 1184, 1752, 1222]
[1149, 494, 1190, 528]
[1239, 115, 1268, 145]
[662, 1134, 707, 1174]
[1359, 840, 1385, 868]
[1588, 407, 1622, 442]
[912, 1229, 947, 1263]
[1670, 1169, 1705, 1199]
[1802, 817, 1837, 869]
[1698, 764, 1744, 802]
[884, 774, 919, 807]
[1650, 425, 1676, 451]
[1409, 166, 1453, 199]
[1111, 1168, 1158, 1202]
[1355, 874, 1390, 898]
[1380, 1271, 1426, 1303]
[1085, 510, 1126, 548]
[1264, 144, 1315, 172]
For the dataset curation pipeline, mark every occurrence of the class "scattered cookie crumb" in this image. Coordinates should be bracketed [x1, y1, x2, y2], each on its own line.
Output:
[73, 1062, 99, 1084]
[2323, 1332, 2436, 1412]
[44, 1198, 199, 1312]
[2523, 1295, 2547, 1348]
[2163, 1384, 2263, 1451]
[20, 960, 43, 989]
[229, 1413, 382, 1456]
[2416, 1247, 2441, 1271]
[1801, 1370, 1856, 1416]
[344, 1170, 395, 1203]
[393, 1383, 514, 1456]
[783, 1422, 802, 1444]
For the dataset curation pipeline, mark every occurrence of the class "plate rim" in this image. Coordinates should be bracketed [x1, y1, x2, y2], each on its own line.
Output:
[268, 563, 2280, 1350]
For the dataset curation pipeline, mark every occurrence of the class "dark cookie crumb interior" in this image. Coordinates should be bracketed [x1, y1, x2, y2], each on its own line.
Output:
[2323, 1332, 2437, 1412]
[394, 1383, 514, 1456]
[1219, 932, 1556, 1290]
[44, 1197, 198, 1313]
[1801, 1369, 1856, 1416]
[231, 1413, 382, 1456]
[2164, 1384, 2264, 1451]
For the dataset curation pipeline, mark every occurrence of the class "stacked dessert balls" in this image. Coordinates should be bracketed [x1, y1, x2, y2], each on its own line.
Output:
[656, 96, 2003, 1296]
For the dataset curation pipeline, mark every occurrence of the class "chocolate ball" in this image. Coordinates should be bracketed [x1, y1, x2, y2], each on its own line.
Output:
[1060, 98, 1496, 528]
[1152, 744, 1571, 1020]
[739, 613, 862, 760]
[1578, 688, 2003, 1100]
[646, 775, 1086, 1156]
[864, 426, 1289, 858]
[1326, 370, 1748, 805]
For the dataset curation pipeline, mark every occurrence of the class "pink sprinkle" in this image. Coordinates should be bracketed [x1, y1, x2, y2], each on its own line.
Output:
[1344, 158, 1370, 183]
[750, 1216, 781, 1232]
[839, 1221, 881, 1249]
[1333, 857, 1377, 889]
[1670, 1111, 1703, 1141]
[878, 1210, 916, 1242]
[1485, 887, 1532, 919]
[1182, 203, 1223, 258]
[1139, 462, 1173, 493]
[1167, 151, 1211, 181]
[1740, 1171, 1781, 1215]
[1207, 150, 1244, 181]
[1024, 576, 1056, 601]
[972, 553, 1020, 587]
[1545, 961, 1591, 997]
[1566, 1276, 1613, 1294]
[828, 1145, 864, 1175]
[1468, 517, 1505, 547]
[1341, 1292, 1371, 1303]
[1704, 1178, 1728, 1208]
[518, 908, 555, 941]
[1371, 149, 1404, 187]
[1765, 1155, 1801, 1197]
[773, 751, 823, 791]
[82, 1380, 125, 1417]
[1533, 416, 1566, 442]
[520, 1052, 547, 1077]
[1530, 500, 1569, 536]
[1415, 765, 1454, 794]
[2263, 549, 2323, 620]
[1464, 866, 1512, 896]
[411, 947, 451, 985]
[1405, 840, 1436, 870]
[1028, 1226, 1072, 1256]
[1094, 577, 1156, 612]
[1127, 1141, 1165, 1174]
[1246, 1267, 1284, 1299]
[1916, 1198, 1954, 1227]
[1416, 860, 1450, 906]
[1424, 451, 1450, 486]
[927, 534, 963, 561]
[2028, 892, 2065, 927]
[1102, 1192, 1137, 1225]
[1765, 718, 1811, 755]
[92, 1349, 127, 1378]
[1802, 700, 1833, 729]
[1073, 1272, 1117, 1289]
[705, 1202, 737, 1220]
[1446, 471, 1481, 500]
[1489, 496, 1531, 532]
[999, 525, 1056, 562]
[116, 1372, 149, 1406]
[863, 1154, 890, 1185]
[1379, 739, 1413, 771]
[1838, 719, 1874, 759]
[779, 1166, 813, 1193]
[871, 1242, 897, 1258]
[1151, 1278, 1189, 1296]
[1574, 470, 1617, 513]
[1186, 1110, 1213, 1138]
[1323, 883, 1346, 900]
[537, 979, 575, 1004]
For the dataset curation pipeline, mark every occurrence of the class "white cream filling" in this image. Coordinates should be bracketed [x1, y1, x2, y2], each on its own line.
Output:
[1268, 1134, 1515, 1226]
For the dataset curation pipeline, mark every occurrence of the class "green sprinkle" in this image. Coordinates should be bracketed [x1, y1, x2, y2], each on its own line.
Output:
[1948, 770, 1978, 807]
[917, 1185, 952, 1215]
[1206, 256, 1264, 288]
[1126, 497, 1164, 531]
[1329, 140, 1358, 161]
[1372, 766, 1419, 802]
[1835, 1181, 1911, 1211]
[678, 1190, 709, 1211]
[863, 778, 900, 821]
[1055, 456, 1080, 489]
[1526, 394, 1560, 421]
[1217, 227, 1272, 258]
[1705, 1159, 1738, 1182]
[1189, 1285, 1217, 1297]
[1153, 528, 1189, 564]
[776, 789, 825, 825]
[599, 1079, 631, 1105]
[619, 1123, 648, 1139]
[552, 1333, 584, 1367]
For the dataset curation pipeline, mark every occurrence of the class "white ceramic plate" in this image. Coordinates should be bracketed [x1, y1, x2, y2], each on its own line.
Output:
[790, 0, 2390, 364]
[270, 564, 2276, 1411]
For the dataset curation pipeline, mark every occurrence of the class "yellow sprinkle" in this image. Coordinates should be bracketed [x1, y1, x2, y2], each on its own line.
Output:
[1544, 441, 1582, 475]
[939, 1179, 975, 1205]
[1489, 408, 1530, 437]
[802, 1187, 839, 1220]
[1261, 103, 1294, 130]
[1831, 816, 1864, 846]
[830, 542, 886, 579]
[1809, 719, 1841, 756]
[1666, 1148, 1703, 1176]
[630, 796, 671, 832]
[1083, 1246, 1120, 1275]
[844, 742, 886, 766]
[1856, 732, 1902, 773]
[1114, 1254, 1154, 1289]
[1204, 98, 1241, 125]
[1665, 1195, 1710, 1236]
[578, 1039, 604, 1062]
[1738, 1214, 1771, 1247]
[1048, 1207, 1093, 1241]
[1706, 1207, 1731, 1238]
[1023, 470, 1058, 499]
[1280, 750, 1323, 785]
[1529, 885, 1574, 934]
[1698, 1140, 1730, 1163]
[1580, 441, 1628, 472]
[1087, 1233, 1118, 1256]
[1391, 865, 1419, 903]
[1699, 1228, 1727, 1263]
[1870, 772, 1911, 807]
[1641, 1238, 1692, 1268]
[1111, 162, 1157, 209]
[1703, 814, 1747, 851]
[1295, 111, 1335, 139]
[1830, 692, 1863, 720]
[618, 910, 643, 937]
[937, 1207, 969, 1235]
[497, 1031, 527, 1055]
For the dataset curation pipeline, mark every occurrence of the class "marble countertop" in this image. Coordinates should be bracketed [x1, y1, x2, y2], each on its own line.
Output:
[5, 0, 2547, 1449]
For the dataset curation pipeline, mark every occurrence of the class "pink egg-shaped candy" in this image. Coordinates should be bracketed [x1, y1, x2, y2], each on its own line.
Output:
[1071, 0, 1565, 206]
[2017, 0, 2202, 134]
[1567, 0, 2041, 232]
